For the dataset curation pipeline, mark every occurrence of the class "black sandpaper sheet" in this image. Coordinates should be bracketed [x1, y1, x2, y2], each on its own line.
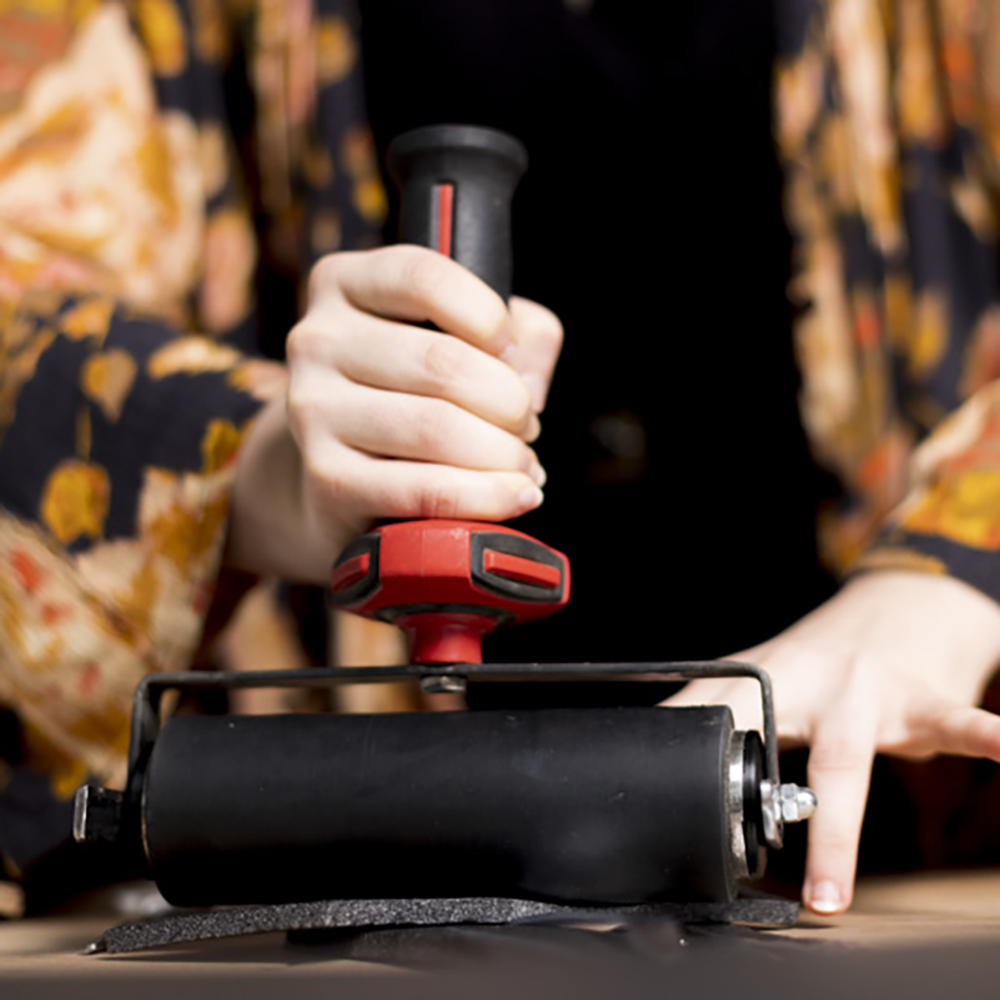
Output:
[88, 894, 799, 954]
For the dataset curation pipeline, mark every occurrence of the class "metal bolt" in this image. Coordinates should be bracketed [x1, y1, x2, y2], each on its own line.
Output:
[778, 784, 817, 823]
[419, 674, 467, 696]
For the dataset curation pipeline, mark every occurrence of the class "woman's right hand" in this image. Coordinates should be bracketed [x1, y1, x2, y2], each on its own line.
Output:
[227, 245, 563, 582]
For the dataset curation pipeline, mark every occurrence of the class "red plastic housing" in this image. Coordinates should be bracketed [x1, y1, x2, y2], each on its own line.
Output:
[329, 520, 570, 664]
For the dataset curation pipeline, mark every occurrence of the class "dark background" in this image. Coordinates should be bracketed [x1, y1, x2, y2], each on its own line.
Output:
[360, 0, 838, 666]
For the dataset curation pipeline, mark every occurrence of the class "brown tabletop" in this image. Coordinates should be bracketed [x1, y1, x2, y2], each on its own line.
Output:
[2, 871, 1000, 997]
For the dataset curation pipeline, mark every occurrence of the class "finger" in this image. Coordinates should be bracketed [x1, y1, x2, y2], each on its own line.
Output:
[327, 316, 538, 438]
[921, 704, 1000, 760]
[314, 246, 511, 356]
[507, 297, 563, 413]
[305, 448, 544, 524]
[802, 711, 878, 915]
[323, 387, 546, 482]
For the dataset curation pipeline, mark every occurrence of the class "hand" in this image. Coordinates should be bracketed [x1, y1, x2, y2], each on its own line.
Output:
[226, 245, 562, 581]
[663, 570, 1000, 915]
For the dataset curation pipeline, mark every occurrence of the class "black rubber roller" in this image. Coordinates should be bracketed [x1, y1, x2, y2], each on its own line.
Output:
[142, 706, 745, 907]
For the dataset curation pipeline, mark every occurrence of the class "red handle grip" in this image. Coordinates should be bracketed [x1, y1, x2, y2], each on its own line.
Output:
[330, 520, 570, 664]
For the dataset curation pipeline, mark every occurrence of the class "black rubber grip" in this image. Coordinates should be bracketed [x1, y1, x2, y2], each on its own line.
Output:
[143, 706, 737, 907]
[386, 124, 527, 300]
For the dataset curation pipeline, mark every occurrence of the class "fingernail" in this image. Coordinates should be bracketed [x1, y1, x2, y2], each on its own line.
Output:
[500, 341, 517, 365]
[521, 373, 547, 413]
[528, 460, 547, 488]
[518, 485, 544, 511]
[806, 880, 842, 915]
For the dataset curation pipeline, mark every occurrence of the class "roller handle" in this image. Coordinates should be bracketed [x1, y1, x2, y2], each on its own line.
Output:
[333, 127, 549, 665]
[386, 124, 527, 300]
[330, 520, 570, 664]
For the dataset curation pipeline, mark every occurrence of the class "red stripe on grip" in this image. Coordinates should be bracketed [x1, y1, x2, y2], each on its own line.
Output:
[483, 550, 561, 590]
[330, 552, 370, 592]
[434, 183, 454, 257]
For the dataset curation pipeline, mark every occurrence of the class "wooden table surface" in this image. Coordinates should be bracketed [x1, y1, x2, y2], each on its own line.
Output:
[2, 871, 1000, 995]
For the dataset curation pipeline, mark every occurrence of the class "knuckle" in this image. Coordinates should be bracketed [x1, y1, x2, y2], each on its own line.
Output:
[414, 399, 460, 456]
[306, 252, 350, 305]
[421, 336, 469, 393]
[415, 478, 461, 519]
[808, 735, 870, 775]
[400, 246, 449, 299]
[286, 387, 347, 446]
[284, 319, 313, 362]
[770, 645, 826, 678]
[286, 317, 338, 365]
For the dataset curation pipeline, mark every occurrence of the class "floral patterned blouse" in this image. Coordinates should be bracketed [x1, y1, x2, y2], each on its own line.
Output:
[0, 0, 385, 882]
[781, 0, 1000, 604]
[2, 0, 1000, 883]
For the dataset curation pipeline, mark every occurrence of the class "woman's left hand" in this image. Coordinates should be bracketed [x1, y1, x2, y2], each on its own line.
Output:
[662, 570, 1000, 915]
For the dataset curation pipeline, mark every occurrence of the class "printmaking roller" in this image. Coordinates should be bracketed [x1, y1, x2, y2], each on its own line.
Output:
[73, 126, 815, 916]
[75, 662, 813, 909]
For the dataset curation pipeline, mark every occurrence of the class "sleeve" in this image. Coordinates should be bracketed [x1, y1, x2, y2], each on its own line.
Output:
[775, 0, 1000, 601]
[0, 3, 302, 888]
[0, 2, 300, 814]
[0, 291, 283, 800]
